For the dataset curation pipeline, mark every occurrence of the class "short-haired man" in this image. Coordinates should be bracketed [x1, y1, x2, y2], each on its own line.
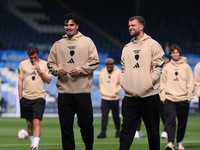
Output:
[47, 13, 99, 150]
[17, 46, 52, 150]
[194, 61, 200, 112]
[119, 16, 165, 150]
[160, 44, 195, 150]
[97, 58, 122, 138]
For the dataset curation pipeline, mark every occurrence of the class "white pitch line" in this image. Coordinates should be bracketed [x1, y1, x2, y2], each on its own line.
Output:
[95, 141, 200, 144]
[0, 141, 199, 147]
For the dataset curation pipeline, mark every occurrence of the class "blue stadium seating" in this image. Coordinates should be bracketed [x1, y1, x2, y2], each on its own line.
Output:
[0, 0, 199, 54]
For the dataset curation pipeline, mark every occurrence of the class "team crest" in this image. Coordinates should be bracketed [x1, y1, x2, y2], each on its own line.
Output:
[133, 50, 141, 68]
[173, 69, 179, 81]
[32, 76, 35, 81]
[68, 46, 76, 63]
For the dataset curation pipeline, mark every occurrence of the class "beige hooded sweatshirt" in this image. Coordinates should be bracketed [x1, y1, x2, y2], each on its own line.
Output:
[194, 62, 200, 97]
[99, 65, 123, 100]
[47, 32, 99, 94]
[159, 57, 195, 102]
[121, 33, 165, 98]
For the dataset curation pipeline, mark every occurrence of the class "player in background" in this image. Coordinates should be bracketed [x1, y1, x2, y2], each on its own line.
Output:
[119, 15, 165, 150]
[47, 13, 99, 150]
[160, 44, 195, 150]
[134, 117, 143, 139]
[17, 46, 52, 150]
[194, 61, 200, 112]
[97, 58, 122, 138]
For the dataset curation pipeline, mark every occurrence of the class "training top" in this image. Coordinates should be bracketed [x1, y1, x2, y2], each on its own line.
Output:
[159, 57, 195, 102]
[194, 62, 200, 97]
[121, 33, 165, 98]
[47, 32, 99, 94]
[17, 59, 50, 100]
[99, 65, 123, 100]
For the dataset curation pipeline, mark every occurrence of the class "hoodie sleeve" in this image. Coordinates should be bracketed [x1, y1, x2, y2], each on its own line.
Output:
[151, 42, 165, 81]
[75, 39, 99, 75]
[121, 47, 126, 74]
[159, 65, 167, 101]
[47, 43, 61, 76]
[116, 69, 123, 94]
[194, 62, 200, 98]
[17, 62, 24, 78]
[186, 65, 195, 101]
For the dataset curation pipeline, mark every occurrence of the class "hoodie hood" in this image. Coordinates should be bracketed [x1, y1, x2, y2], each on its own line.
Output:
[106, 65, 119, 74]
[170, 56, 187, 67]
[110, 65, 118, 73]
[62, 31, 83, 40]
[131, 33, 152, 44]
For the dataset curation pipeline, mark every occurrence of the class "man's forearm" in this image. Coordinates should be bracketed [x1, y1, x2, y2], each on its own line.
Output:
[39, 72, 51, 84]
[18, 80, 23, 100]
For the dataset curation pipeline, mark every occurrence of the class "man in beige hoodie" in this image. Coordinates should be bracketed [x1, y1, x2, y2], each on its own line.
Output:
[119, 16, 165, 150]
[160, 45, 195, 150]
[97, 58, 122, 139]
[47, 13, 99, 150]
[194, 62, 200, 112]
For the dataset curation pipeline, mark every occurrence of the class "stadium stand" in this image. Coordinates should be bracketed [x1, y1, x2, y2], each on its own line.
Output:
[64, 0, 200, 54]
[0, 0, 200, 54]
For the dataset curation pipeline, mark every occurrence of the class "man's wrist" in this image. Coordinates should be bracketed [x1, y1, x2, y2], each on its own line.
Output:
[39, 71, 43, 75]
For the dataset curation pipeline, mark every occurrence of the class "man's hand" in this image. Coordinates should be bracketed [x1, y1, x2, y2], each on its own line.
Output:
[69, 69, 78, 78]
[58, 69, 68, 77]
[151, 77, 156, 85]
[33, 60, 42, 73]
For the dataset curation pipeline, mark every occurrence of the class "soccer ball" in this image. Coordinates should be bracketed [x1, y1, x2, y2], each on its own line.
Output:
[17, 129, 28, 139]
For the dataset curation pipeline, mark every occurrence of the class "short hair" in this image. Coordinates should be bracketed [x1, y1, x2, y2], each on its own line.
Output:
[129, 16, 145, 30]
[105, 58, 114, 65]
[27, 46, 39, 56]
[169, 44, 181, 56]
[63, 13, 79, 25]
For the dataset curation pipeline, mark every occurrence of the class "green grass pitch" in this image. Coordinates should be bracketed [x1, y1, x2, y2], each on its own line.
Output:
[0, 116, 200, 150]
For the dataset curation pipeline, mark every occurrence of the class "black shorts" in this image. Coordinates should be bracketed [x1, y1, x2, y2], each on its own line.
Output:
[20, 97, 46, 120]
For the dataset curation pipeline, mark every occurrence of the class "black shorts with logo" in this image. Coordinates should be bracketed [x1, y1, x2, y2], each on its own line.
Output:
[20, 97, 46, 120]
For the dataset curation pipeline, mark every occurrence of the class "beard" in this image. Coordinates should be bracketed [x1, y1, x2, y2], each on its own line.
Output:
[130, 30, 140, 37]
[108, 69, 113, 74]
[66, 30, 76, 38]
[67, 33, 74, 37]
